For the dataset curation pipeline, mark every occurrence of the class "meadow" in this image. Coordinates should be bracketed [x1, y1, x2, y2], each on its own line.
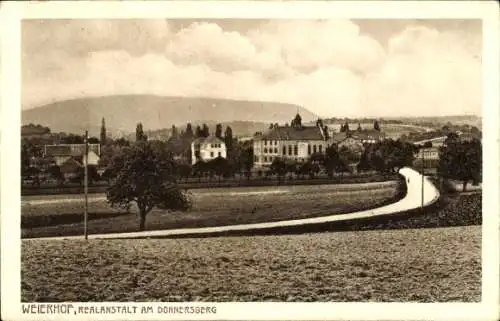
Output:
[22, 225, 481, 302]
[22, 182, 403, 238]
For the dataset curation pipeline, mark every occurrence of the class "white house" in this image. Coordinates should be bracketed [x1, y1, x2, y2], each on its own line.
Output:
[191, 136, 227, 165]
[44, 144, 101, 166]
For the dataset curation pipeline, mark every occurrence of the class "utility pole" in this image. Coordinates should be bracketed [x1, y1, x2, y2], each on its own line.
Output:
[421, 147, 425, 212]
[84, 130, 89, 240]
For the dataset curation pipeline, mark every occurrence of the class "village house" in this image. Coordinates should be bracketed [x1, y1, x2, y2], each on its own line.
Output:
[44, 144, 101, 166]
[190, 136, 227, 165]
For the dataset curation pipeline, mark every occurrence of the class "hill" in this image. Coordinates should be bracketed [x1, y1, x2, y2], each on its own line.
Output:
[22, 95, 317, 138]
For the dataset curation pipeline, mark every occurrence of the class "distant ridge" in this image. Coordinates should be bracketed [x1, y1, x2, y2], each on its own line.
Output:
[22, 95, 318, 137]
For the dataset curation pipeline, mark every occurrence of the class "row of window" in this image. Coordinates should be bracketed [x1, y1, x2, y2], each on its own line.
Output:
[210, 143, 222, 148]
[284, 145, 298, 156]
[263, 140, 278, 146]
[255, 156, 309, 163]
[261, 144, 324, 155]
[307, 145, 323, 155]
[195, 151, 222, 158]
[263, 148, 279, 154]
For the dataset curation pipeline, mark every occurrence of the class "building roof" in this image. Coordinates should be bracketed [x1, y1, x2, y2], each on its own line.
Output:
[191, 136, 225, 145]
[45, 144, 100, 157]
[258, 126, 325, 141]
[329, 130, 384, 144]
[59, 157, 82, 174]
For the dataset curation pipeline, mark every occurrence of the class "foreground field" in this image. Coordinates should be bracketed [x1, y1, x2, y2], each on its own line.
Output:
[22, 182, 402, 238]
[22, 225, 480, 302]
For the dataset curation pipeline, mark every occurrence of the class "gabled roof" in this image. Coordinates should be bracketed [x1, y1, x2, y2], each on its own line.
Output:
[45, 145, 72, 156]
[192, 136, 225, 145]
[258, 126, 324, 141]
[59, 157, 82, 173]
[45, 144, 101, 157]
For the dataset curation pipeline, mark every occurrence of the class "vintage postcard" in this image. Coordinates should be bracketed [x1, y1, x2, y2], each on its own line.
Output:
[1, 1, 499, 321]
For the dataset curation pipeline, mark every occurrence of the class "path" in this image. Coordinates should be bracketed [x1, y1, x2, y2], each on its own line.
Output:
[25, 167, 440, 241]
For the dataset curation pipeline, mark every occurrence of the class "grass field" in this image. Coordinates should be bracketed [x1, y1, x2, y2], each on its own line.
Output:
[22, 182, 403, 238]
[21, 225, 481, 302]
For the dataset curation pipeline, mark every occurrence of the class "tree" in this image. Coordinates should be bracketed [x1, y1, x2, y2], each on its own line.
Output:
[88, 137, 100, 144]
[100, 117, 107, 146]
[240, 145, 254, 179]
[438, 139, 482, 191]
[113, 137, 130, 147]
[368, 139, 418, 173]
[291, 113, 302, 128]
[185, 123, 194, 139]
[60, 133, 85, 144]
[224, 126, 234, 151]
[209, 156, 232, 179]
[270, 158, 287, 181]
[374, 120, 381, 131]
[21, 143, 31, 176]
[323, 125, 330, 140]
[171, 125, 179, 139]
[322, 145, 343, 177]
[202, 124, 210, 137]
[47, 165, 64, 185]
[176, 163, 192, 182]
[215, 124, 223, 139]
[105, 142, 192, 230]
[74, 165, 100, 186]
[136, 123, 146, 142]
[195, 125, 203, 138]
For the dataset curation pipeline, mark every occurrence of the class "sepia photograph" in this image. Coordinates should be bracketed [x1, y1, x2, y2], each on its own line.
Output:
[1, 1, 499, 321]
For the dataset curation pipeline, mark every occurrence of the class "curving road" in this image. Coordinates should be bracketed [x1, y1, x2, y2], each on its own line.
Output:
[26, 167, 440, 240]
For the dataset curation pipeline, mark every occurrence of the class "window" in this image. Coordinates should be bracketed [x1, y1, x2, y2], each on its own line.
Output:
[313, 145, 317, 153]
[254, 156, 258, 162]
[275, 141, 278, 145]
[264, 140, 267, 146]
[294, 145, 298, 155]
[283, 146, 286, 155]
[319, 145, 323, 153]
[308, 145, 311, 155]
[288, 146, 292, 155]
[218, 152, 221, 157]
[264, 156, 268, 162]
[210, 152, 214, 157]
[264, 148, 268, 153]
[274, 148, 278, 153]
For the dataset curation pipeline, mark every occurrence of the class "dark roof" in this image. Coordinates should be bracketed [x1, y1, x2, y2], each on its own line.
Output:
[258, 126, 325, 141]
[45, 144, 100, 157]
[192, 136, 225, 145]
[351, 130, 385, 140]
[331, 132, 349, 143]
[59, 158, 82, 173]
[45, 145, 71, 156]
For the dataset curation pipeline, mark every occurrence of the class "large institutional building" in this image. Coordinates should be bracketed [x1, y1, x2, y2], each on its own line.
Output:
[253, 113, 385, 168]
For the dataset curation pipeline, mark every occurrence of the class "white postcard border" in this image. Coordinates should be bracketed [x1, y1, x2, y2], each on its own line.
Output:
[1, 1, 499, 321]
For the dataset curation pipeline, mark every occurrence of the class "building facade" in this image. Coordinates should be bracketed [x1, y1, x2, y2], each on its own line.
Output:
[44, 144, 101, 166]
[191, 136, 227, 165]
[253, 114, 329, 167]
[253, 115, 386, 168]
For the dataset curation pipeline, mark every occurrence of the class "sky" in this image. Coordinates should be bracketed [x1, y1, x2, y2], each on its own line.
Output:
[22, 19, 482, 118]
